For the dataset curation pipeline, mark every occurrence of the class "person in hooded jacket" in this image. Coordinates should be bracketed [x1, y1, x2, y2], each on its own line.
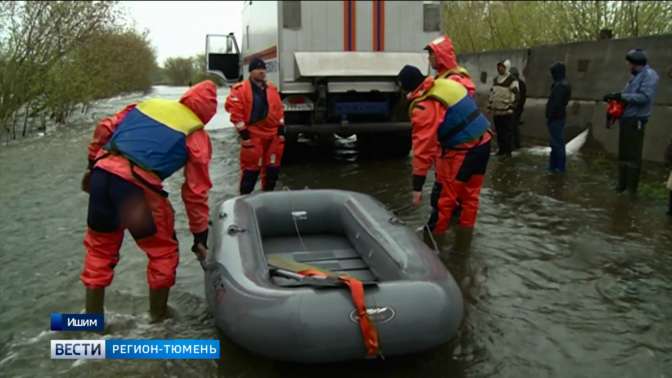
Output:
[510, 67, 526, 150]
[399, 65, 491, 252]
[424, 35, 476, 97]
[225, 58, 285, 195]
[424, 36, 476, 225]
[80, 81, 217, 322]
[546, 62, 571, 173]
[603, 48, 659, 194]
[488, 59, 519, 158]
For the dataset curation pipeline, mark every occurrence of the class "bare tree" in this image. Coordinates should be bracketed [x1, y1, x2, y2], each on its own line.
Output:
[0, 1, 118, 135]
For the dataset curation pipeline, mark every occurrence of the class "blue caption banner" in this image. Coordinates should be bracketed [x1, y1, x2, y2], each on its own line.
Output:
[105, 339, 220, 359]
[51, 313, 104, 331]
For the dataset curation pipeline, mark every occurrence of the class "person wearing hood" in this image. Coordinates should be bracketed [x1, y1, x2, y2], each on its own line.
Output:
[398, 65, 491, 251]
[546, 62, 572, 173]
[80, 81, 217, 321]
[510, 67, 526, 150]
[225, 58, 285, 194]
[488, 59, 519, 158]
[424, 36, 476, 225]
[603, 49, 659, 194]
[424, 35, 476, 97]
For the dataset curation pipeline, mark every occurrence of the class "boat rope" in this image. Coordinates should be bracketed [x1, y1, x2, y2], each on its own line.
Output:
[292, 211, 308, 252]
[284, 186, 308, 252]
[424, 224, 440, 255]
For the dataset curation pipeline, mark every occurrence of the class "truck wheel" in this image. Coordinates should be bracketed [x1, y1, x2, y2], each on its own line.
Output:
[384, 131, 411, 157]
[357, 131, 411, 158]
[281, 130, 300, 164]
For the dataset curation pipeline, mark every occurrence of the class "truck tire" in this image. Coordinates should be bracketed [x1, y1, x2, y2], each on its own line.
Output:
[357, 131, 411, 158]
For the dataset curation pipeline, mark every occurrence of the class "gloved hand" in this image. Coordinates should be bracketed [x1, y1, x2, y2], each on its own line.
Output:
[603, 92, 622, 102]
[191, 230, 208, 268]
[412, 191, 422, 207]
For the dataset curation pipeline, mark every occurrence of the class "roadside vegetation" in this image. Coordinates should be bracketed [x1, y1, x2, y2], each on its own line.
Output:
[156, 54, 224, 87]
[0, 1, 158, 142]
[443, 1, 672, 53]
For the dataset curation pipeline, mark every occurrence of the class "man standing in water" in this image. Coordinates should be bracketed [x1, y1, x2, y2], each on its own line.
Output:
[225, 58, 285, 194]
[399, 65, 491, 252]
[510, 67, 526, 150]
[423, 36, 477, 229]
[488, 59, 519, 158]
[546, 62, 571, 173]
[80, 81, 216, 322]
[603, 49, 659, 194]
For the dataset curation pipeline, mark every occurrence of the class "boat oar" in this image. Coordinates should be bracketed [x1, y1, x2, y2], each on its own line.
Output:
[267, 255, 377, 286]
[267, 254, 335, 277]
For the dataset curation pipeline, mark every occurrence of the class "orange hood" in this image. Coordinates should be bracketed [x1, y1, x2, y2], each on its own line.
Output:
[180, 80, 218, 124]
[426, 35, 458, 73]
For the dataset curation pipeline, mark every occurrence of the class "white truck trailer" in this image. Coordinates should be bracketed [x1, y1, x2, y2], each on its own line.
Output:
[206, 0, 442, 155]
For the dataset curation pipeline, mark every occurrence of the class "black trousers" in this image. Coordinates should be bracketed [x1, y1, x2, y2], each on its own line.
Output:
[617, 117, 646, 193]
[512, 111, 523, 149]
[494, 114, 514, 156]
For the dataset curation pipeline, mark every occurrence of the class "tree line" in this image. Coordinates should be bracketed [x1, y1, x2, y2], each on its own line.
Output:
[443, 1, 672, 53]
[157, 54, 224, 87]
[0, 1, 158, 141]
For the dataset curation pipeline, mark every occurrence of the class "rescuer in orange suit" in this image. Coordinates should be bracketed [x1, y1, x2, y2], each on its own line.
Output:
[423, 35, 478, 233]
[399, 66, 491, 252]
[225, 58, 285, 194]
[80, 81, 217, 322]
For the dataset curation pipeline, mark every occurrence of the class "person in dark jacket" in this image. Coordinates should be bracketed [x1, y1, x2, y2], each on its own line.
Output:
[546, 62, 571, 173]
[510, 67, 526, 150]
[603, 48, 659, 194]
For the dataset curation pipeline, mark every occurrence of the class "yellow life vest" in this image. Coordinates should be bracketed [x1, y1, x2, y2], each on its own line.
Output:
[409, 79, 468, 118]
[136, 98, 204, 135]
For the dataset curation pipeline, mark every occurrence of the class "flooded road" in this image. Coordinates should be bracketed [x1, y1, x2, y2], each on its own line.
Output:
[1, 86, 671, 377]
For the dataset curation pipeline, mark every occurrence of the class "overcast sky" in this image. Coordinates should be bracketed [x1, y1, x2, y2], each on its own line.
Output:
[122, 1, 244, 66]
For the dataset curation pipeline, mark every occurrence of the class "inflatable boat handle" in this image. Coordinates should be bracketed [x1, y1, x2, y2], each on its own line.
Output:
[227, 224, 247, 235]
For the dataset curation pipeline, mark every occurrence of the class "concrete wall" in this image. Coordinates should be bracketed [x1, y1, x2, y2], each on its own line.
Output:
[458, 34, 672, 162]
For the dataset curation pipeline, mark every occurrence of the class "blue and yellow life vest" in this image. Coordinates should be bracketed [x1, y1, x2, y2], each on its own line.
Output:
[105, 99, 204, 179]
[410, 79, 489, 148]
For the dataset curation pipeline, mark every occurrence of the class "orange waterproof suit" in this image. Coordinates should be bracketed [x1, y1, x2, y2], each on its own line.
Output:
[81, 81, 216, 289]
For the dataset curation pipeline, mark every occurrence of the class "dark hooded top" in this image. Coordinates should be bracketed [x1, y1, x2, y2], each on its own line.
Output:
[546, 63, 571, 120]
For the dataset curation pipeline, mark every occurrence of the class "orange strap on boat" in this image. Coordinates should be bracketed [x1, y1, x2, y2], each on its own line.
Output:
[298, 269, 380, 358]
[339, 275, 380, 358]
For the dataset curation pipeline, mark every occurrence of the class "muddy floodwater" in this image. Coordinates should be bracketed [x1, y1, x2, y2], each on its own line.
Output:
[1, 86, 671, 378]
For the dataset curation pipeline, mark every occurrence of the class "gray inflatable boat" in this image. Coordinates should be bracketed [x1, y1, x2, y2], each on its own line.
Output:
[204, 189, 463, 363]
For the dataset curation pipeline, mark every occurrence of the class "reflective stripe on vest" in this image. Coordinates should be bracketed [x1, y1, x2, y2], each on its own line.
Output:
[410, 79, 489, 148]
[105, 100, 204, 179]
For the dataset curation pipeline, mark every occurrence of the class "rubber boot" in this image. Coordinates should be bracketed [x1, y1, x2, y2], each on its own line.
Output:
[627, 167, 641, 196]
[149, 288, 170, 323]
[454, 226, 475, 254]
[85, 287, 105, 314]
[614, 165, 627, 193]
